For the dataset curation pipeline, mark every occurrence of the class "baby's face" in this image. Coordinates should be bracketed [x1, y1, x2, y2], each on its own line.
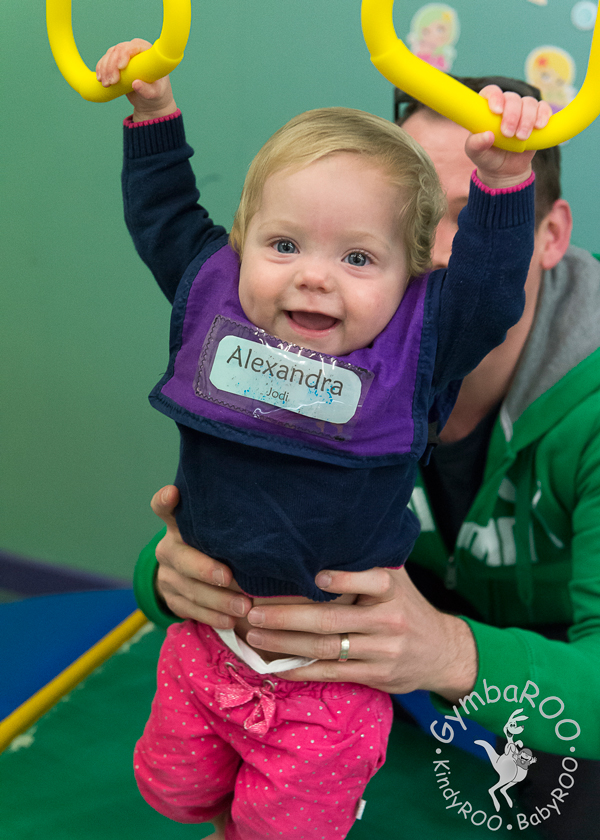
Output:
[238, 153, 409, 357]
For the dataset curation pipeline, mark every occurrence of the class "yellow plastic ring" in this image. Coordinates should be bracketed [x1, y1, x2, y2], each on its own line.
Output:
[46, 0, 191, 102]
[361, 0, 600, 150]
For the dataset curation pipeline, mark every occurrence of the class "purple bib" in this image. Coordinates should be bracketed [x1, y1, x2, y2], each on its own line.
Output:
[151, 244, 432, 466]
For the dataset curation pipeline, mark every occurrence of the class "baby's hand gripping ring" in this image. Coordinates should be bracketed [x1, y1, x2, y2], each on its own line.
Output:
[46, 0, 191, 102]
[362, 0, 600, 150]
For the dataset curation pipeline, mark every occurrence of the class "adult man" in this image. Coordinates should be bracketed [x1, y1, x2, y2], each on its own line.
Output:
[134, 77, 600, 836]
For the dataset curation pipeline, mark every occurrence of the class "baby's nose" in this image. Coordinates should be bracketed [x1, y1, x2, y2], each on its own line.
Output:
[295, 260, 334, 291]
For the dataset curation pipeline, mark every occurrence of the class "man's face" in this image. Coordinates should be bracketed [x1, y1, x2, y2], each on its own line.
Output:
[401, 111, 474, 271]
[402, 108, 563, 411]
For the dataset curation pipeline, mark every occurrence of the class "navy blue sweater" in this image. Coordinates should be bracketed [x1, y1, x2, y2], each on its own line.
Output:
[122, 112, 535, 601]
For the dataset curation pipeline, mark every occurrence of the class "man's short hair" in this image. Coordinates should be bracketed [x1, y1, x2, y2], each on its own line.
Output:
[395, 76, 562, 227]
[230, 107, 447, 277]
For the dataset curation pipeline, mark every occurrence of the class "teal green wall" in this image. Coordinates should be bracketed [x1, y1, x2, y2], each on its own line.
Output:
[2, 0, 598, 579]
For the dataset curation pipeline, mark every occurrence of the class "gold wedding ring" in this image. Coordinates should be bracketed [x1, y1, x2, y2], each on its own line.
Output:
[338, 633, 350, 662]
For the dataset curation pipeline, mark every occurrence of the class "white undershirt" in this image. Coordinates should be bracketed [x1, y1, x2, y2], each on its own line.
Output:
[214, 627, 316, 675]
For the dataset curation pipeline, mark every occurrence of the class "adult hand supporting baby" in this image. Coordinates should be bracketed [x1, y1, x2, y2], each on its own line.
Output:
[244, 567, 478, 703]
[151, 485, 477, 703]
[151, 485, 253, 629]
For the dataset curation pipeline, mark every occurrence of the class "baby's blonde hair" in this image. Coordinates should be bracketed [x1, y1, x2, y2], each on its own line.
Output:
[229, 107, 446, 278]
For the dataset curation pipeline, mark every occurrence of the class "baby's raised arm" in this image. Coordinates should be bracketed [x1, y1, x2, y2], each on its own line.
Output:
[465, 85, 552, 188]
[95, 39, 178, 122]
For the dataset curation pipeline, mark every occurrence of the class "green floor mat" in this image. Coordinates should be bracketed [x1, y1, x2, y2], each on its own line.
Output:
[0, 624, 541, 839]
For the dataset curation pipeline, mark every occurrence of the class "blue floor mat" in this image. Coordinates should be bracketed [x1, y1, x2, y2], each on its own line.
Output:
[0, 589, 137, 719]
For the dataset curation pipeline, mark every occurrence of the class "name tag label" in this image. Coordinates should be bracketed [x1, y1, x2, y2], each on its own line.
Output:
[210, 335, 362, 423]
[194, 316, 373, 439]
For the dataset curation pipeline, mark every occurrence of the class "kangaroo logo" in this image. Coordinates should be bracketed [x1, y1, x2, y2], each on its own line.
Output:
[475, 709, 538, 812]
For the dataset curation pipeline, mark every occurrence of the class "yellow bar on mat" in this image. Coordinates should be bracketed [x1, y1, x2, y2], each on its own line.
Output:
[0, 609, 148, 753]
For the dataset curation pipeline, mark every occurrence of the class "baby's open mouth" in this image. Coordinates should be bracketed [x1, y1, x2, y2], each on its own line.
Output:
[287, 311, 340, 331]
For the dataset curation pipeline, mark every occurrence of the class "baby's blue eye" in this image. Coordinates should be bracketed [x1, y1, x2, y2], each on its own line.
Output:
[275, 239, 297, 254]
[345, 251, 368, 266]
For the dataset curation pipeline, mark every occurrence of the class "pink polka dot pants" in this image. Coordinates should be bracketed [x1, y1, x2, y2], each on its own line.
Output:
[134, 621, 392, 839]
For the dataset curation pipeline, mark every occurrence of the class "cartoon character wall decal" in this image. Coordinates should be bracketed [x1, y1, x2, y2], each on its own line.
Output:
[407, 3, 460, 71]
[475, 709, 538, 812]
[526, 45, 577, 112]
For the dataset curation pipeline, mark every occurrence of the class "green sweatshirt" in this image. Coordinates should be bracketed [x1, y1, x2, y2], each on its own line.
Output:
[134, 247, 600, 759]
[420, 247, 600, 759]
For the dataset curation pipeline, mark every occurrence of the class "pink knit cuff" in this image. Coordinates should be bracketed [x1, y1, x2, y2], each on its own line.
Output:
[123, 108, 182, 128]
[471, 169, 535, 195]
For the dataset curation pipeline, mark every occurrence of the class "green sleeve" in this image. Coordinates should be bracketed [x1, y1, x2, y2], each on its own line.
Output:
[432, 416, 600, 759]
[133, 528, 184, 629]
[454, 618, 600, 758]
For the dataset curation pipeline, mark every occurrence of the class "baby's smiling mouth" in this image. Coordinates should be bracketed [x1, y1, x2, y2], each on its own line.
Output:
[287, 311, 340, 331]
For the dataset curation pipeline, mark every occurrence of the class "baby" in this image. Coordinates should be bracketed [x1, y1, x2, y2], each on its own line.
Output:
[97, 39, 549, 840]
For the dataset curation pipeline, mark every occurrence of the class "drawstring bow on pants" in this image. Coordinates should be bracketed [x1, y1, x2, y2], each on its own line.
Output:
[215, 666, 276, 736]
